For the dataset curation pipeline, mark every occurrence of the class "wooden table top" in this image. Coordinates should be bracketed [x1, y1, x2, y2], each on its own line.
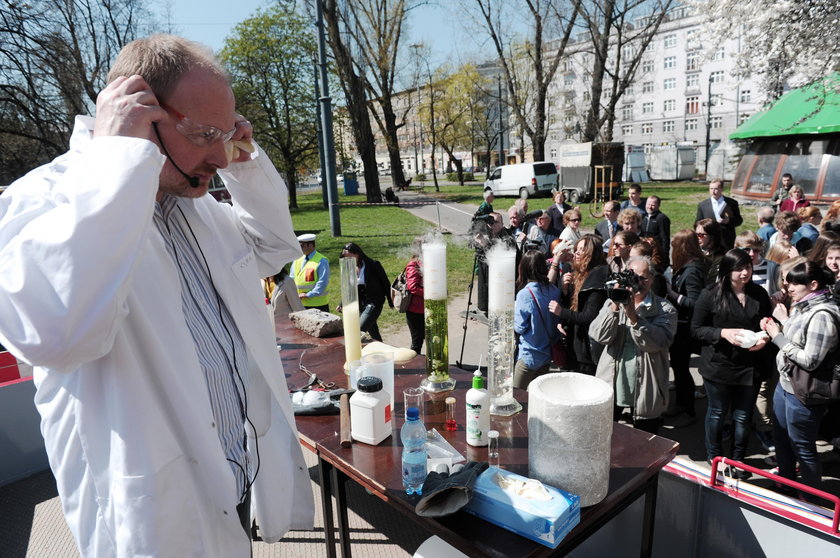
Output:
[276, 315, 679, 557]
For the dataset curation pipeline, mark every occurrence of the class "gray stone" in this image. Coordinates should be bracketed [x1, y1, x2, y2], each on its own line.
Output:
[289, 309, 343, 337]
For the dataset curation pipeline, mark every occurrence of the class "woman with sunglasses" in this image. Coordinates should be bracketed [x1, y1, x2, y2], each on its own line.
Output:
[692, 249, 774, 479]
[607, 231, 639, 273]
[557, 208, 583, 250]
[339, 242, 393, 342]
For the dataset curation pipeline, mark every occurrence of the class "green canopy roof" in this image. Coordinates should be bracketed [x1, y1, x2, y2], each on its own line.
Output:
[730, 74, 840, 139]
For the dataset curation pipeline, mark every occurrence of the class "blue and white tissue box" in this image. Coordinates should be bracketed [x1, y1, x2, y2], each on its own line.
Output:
[463, 467, 580, 548]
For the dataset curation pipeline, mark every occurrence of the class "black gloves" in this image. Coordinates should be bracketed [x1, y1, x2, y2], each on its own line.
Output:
[415, 461, 489, 517]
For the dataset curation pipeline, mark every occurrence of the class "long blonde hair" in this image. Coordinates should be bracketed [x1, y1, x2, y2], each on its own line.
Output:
[571, 235, 606, 310]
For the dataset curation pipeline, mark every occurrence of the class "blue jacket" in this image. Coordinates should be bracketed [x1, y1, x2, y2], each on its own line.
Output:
[515, 282, 561, 368]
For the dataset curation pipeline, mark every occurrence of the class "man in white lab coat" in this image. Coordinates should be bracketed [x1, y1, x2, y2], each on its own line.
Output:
[0, 35, 313, 557]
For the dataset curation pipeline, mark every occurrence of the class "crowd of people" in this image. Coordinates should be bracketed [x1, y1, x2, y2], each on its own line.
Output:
[280, 173, 840, 497]
[502, 178, 840, 496]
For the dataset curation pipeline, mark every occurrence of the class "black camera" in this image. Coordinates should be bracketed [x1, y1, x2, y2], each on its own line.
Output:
[605, 269, 641, 304]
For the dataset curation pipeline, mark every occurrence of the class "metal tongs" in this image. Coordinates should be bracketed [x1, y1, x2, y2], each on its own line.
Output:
[298, 350, 336, 391]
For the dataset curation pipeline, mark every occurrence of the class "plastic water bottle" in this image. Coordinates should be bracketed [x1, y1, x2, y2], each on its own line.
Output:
[401, 406, 427, 495]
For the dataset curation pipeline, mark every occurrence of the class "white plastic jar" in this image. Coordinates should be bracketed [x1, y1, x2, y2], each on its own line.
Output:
[350, 376, 392, 445]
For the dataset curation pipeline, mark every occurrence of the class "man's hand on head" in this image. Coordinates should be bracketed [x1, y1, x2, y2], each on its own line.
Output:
[93, 75, 166, 141]
[225, 115, 255, 163]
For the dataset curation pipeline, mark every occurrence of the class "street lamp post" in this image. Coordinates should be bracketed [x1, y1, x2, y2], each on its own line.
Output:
[704, 73, 712, 178]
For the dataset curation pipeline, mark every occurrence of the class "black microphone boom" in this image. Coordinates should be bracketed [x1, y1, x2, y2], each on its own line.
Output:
[152, 123, 201, 188]
[524, 209, 545, 221]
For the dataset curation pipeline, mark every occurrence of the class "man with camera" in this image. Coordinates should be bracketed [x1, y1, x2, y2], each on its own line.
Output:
[589, 256, 677, 434]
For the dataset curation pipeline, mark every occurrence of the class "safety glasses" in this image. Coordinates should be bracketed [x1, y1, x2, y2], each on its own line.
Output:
[161, 103, 236, 147]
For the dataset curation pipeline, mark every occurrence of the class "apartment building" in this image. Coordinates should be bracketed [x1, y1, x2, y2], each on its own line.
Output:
[544, 5, 764, 176]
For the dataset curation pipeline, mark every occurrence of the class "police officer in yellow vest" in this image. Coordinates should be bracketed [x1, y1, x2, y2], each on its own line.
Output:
[292, 233, 331, 311]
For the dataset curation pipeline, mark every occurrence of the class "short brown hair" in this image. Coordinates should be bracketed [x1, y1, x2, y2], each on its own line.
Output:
[774, 210, 801, 235]
[107, 34, 228, 101]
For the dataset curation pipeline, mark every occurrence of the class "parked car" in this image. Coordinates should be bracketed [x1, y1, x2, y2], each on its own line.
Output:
[483, 162, 558, 199]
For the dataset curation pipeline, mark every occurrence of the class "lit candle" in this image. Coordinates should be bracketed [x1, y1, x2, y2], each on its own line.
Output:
[422, 241, 447, 301]
[340, 257, 362, 371]
[487, 245, 516, 313]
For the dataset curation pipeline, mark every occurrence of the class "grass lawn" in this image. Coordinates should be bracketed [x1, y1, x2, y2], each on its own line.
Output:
[288, 190, 475, 331]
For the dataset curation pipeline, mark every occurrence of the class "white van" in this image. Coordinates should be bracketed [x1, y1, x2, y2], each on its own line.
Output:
[483, 162, 558, 199]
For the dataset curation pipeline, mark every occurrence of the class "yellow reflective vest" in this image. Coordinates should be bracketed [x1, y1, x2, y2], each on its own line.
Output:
[292, 252, 328, 307]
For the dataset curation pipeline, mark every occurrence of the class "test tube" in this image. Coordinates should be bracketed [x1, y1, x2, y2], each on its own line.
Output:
[445, 397, 457, 431]
[487, 430, 500, 467]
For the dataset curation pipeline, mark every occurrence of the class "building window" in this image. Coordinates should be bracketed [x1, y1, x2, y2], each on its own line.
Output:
[564, 73, 575, 86]
[713, 46, 725, 60]
[664, 78, 676, 90]
[664, 99, 676, 112]
[642, 123, 654, 134]
[622, 45, 634, 59]
[642, 59, 654, 73]
[686, 52, 699, 72]
[739, 113, 752, 124]
[664, 34, 677, 48]
[663, 120, 675, 133]
[622, 124, 633, 135]
[550, 148, 557, 158]
[686, 96, 700, 114]
[740, 89, 752, 103]
[642, 81, 654, 93]
[686, 74, 700, 88]
[711, 94, 723, 107]
[622, 105, 633, 120]
[642, 102, 654, 114]
[664, 56, 677, 69]
[686, 30, 700, 50]
[710, 70, 725, 84]
[686, 118, 698, 131]
[710, 116, 723, 129]
[583, 91, 591, 102]
[625, 85, 634, 96]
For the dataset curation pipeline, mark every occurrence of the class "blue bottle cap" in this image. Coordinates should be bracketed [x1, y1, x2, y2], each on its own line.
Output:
[406, 406, 419, 420]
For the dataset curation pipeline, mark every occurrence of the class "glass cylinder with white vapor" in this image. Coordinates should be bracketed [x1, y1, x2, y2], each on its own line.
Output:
[487, 246, 521, 415]
[420, 239, 455, 392]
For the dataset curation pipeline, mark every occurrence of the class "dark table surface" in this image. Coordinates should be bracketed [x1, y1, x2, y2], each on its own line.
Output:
[276, 316, 679, 557]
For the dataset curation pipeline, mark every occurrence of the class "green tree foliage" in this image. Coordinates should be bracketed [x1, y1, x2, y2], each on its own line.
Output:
[220, 6, 319, 209]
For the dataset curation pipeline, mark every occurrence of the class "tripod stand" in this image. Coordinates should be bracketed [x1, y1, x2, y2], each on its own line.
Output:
[456, 251, 488, 372]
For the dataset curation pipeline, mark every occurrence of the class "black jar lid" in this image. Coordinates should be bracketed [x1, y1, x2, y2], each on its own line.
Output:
[357, 376, 383, 393]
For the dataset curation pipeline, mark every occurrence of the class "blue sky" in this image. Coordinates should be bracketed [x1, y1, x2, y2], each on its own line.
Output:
[166, 0, 478, 67]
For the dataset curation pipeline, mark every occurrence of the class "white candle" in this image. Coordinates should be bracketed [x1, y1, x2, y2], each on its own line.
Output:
[487, 246, 516, 313]
[422, 241, 447, 301]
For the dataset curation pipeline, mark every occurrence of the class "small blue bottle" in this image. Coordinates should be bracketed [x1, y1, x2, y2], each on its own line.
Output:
[401, 406, 427, 495]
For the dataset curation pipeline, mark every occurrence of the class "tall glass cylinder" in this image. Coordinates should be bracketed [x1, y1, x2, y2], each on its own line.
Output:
[340, 257, 362, 372]
[487, 246, 521, 415]
[421, 240, 455, 392]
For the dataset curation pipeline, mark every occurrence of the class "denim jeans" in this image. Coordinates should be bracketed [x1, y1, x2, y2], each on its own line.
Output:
[359, 302, 383, 341]
[773, 384, 828, 489]
[703, 378, 757, 461]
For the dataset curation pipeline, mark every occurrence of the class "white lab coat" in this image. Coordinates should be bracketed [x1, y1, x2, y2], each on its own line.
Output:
[0, 116, 314, 557]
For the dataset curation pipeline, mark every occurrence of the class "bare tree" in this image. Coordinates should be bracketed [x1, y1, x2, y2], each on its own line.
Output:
[338, 0, 423, 192]
[577, 0, 673, 142]
[319, 0, 383, 202]
[463, 0, 580, 161]
[0, 0, 153, 183]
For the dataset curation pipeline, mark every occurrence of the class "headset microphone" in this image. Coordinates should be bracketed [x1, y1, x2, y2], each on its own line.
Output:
[152, 123, 201, 188]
